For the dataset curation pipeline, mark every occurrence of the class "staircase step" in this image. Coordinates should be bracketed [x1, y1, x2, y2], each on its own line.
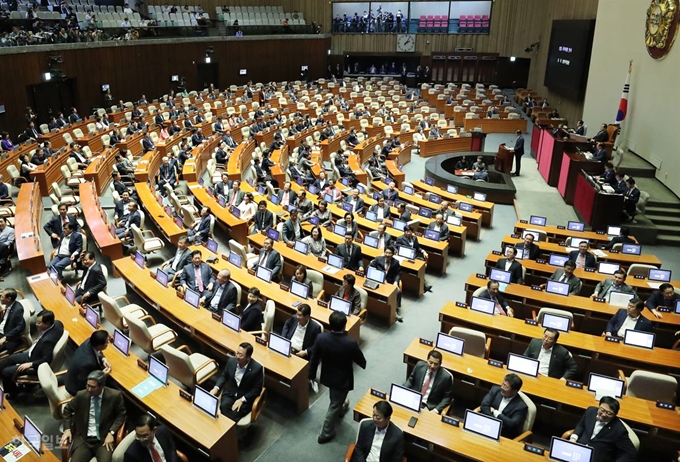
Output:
[645, 206, 680, 215]
[647, 215, 680, 227]
[656, 234, 680, 246]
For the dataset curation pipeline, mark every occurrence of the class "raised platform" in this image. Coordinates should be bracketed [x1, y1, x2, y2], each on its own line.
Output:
[423, 151, 517, 205]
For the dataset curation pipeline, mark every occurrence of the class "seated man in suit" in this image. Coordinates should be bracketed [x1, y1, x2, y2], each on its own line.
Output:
[287, 159, 314, 185]
[472, 156, 487, 171]
[602, 226, 635, 250]
[44, 203, 81, 249]
[157, 156, 177, 194]
[159, 236, 192, 278]
[543, 260, 581, 295]
[250, 237, 282, 281]
[124, 414, 178, 462]
[403, 350, 453, 414]
[369, 223, 393, 250]
[523, 328, 577, 380]
[395, 202, 411, 222]
[592, 142, 608, 162]
[645, 283, 680, 319]
[141, 132, 155, 153]
[214, 172, 232, 198]
[313, 171, 331, 191]
[346, 127, 359, 147]
[0, 218, 14, 275]
[569, 241, 597, 269]
[282, 303, 322, 359]
[74, 252, 108, 304]
[61, 370, 126, 462]
[381, 181, 400, 203]
[65, 330, 112, 397]
[180, 250, 216, 303]
[225, 180, 245, 208]
[210, 342, 263, 421]
[591, 270, 636, 300]
[187, 207, 212, 245]
[0, 289, 27, 355]
[495, 247, 524, 284]
[206, 269, 239, 314]
[334, 274, 363, 315]
[336, 233, 364, 272]
[350, 400, 404, 462]
[612, 173, 627, 195]
[590, 123, 609, 143]
[435, 201, 459, 221]
[480, 373, 528, 439]
[0, 310, 65, 398]
[368, 196, 391, 222]
[369, 246, 403, 320]
[573, 120, 586, 136]
[598, 162, 617, 186]
[282, 209, 304, 247]
[240, 288, 264, 332]
[426, 213, 450, 242]
[115, 201, 141, 241]
[478, 280, 514, 317]
[605, 298, 654, 338]
[48, 223, 83, 281]
[568, 396, 637, 462]
[252, 200, 274, 234]
[344, 189, 365, 214]
[113, 191, 132, 226]
[69, 143, 90, 169]
[514, 233, 540, 260]
[337, 213, 359, 240]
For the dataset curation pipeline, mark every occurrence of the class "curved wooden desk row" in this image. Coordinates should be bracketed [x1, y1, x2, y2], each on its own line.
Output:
[513, 221, 638, 245]
[403, 338, 680, 435]
[0, 399, 60, 461]
[14, 182, 46, 275]
[186, 183, 249, 246]
[501, 236, 662, 267]
[134, 181, 187, 246]
[411, 180, 494, 228]
[29, 146, 76, 196]
[37, 118, 92, 150]
[112, 257, 310, 415]
[462, 117, 527, 134]
[417, 136, 475, 159]
[78, 182, 123, 262]
[83, 148, 120, 196]
[27, 273, 237, 461]
[247, 232, 399, 326]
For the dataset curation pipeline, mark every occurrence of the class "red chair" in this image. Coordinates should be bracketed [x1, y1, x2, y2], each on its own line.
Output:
[459, 15, 467, 32]
[418, 15, 427, 31]
[441, 15, 449, 32]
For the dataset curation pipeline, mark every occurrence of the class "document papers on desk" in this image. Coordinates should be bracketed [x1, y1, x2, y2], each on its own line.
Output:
[321, 265, 341, 275]
[131, 376, 164, 398]
[591, 249, 607, 258]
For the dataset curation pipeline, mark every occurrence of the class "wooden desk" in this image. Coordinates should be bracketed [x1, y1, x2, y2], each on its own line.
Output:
[79, 182, 123, 263]
[574, 171, 625, 231]
[247, 232, 399, 325]
[30, 150, 70, 196]
[512, 221, 637, 245]
[83, 149, 119, 196]
[186, 183, 249, 246]
[417, 137, 473, 158]
[227, 141, 256, 178]
[156, 131, 187, 161]
[14, 183, 45, 275]
[135, 182, 186, 245]
[463, 117, 527, 133]
[411, 180, 495, 228]
[0, 400, 60, 461]
[385, 159, 405, 188]
[319, 134, 343, 161]
[112, 258, 310, 414]
[76, 127, 113, 153]
[28, 274, 238, 461]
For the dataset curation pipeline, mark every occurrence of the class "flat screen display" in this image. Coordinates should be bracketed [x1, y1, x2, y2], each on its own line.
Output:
[389, 383, 422, 413]
[418, 207, 432, 218]
[266, 228, 280, 241]
[365, 211, 378, 222]
[268, 332, 292, 357]
[567, 221, 585, 232]
[436, 332, 465, 356]
[134, 251, 145, 268]
[609, 291, 634, 307]
[549, 254, 569, 267]
[463, 410, 502, 441]
[648, 269, 671, 282]
[447, 185, 458, 194]
[341, 202, 353, 213]
[470, 296, 495, 315]
[429, 194, 441, 204]
[23, 415, 43, 454]
[367, 266, 385, 284]
[506, 353, 539, 377]
[228, 251, 242, 268]
[549, 437, 594, 462]
[490, 268, 511, 284]
[447, 215, 462, 226]
[294, 240, 308, 255]
[425, 177, 434, 186]
[546, 280, 570, 296]
[623, 330, 655, 349]
[530, 216, 547, 226]
[587, 373, 624, 398]
[393, 218, 406, 231]
[622, 244, 641, 255]
[459, 202, 473, 212]
[607, 226, 621, 236]
[598, 262, 620, 275]
[544, 19, 596, 99]
[523, 230, 540, 241]
[424, 229, 439, 241]
[329, 295, 352, 315]
[364, 235, 379, 248]
[473, 192, 487, 202]
[149, 355, 169, 386]
[193, 385, 219, 418]
[403, 185, 414, 195]
[290, 280, 309, 299]
[206, 238, 218, 253]
[256, 266, 273, 283]
[327, 254, 344, 269]
[324, 193, 334, 203]
[542, 313, 571, 332]
[222, 310, 240, 332]
[156, 269, 169, 287]
[398, 246, 416, 260]
[113, 329, 131, 356]
[334, 224, 347, 236]
[65, 285, 76, 306]
[184, 289, 200, 308]
[85, 305, 99, 328]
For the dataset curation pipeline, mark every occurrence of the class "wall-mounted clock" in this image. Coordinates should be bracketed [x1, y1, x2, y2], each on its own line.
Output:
[396, 34, 416, 52]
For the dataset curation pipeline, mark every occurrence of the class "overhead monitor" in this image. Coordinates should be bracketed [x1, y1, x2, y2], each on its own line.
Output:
[148, 355, 169, 386]
[327, 254, 344, 269]
[256, 265, 273, 283]
[623, 330, 655, 349]
[648, 269, 671, 282]
[622, 244, 641, 255]
[463, 410, 502, 441]
[290, 280, 309, 299]
[435, 332, 465, 356]
[268, 332, 292, 357]
[546, 280, 570, 296]
[549, 437, 594, 462]
[113, 329, 131, 356]
[597, 262, 620, 275]
[544, 19, 596, 99]
[329, 295, 352, 316]
[184, 289, 200, 309]
[529, 215, 547, 226]
[470, 296, 495, 315]
[366, 266, 386, 284]
[389, 383, 422, 413]
[506, 353, 540, 377]
[490, 268, 511, 284]
[222, 310, 241, 332]
[193, 385, 219, 418]
[294, 240, 308, 255]
[541, 313, 571, 332]
[363, 235, 379, 248]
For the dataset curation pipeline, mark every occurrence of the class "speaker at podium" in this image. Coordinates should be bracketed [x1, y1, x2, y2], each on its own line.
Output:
[495, 143, 513, 173]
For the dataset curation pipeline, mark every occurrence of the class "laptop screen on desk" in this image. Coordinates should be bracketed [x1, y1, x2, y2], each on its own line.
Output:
[403, 185, 414, 195]
[156, 269, 169, 287]
[587, 373, 624, 398]
[389, 383, 422, 413]
[447, 215, 462, 227]
[329, 295, 351, 316]
[290, 280, 309, 299]
[546, 280, 570, 296]
[23, 415, 43, 455]
[218, 196, 226, 207]
[425, 177, 435, 186]
[341, 202, 353, 213]
[470, 296, 495, 315]
[230, 207, 241, 219]
[459, 202, 473, 212]
[268, 332, 292, 357]
[367, 266, 385, 284]
[622, 244, 641, 255]
[463, 410, 502, 441]
[85, 305, 99, 329]
[549, 437, 593, 462]
[398, 246, 416, 260]
[113, 329, 130, 356]
[207, 238, 218, 253]
[422, 229, 438, 241]
[429, 194, 441, 204]
[222, 311, 240, 332]
[507, 353, 539, 377]
[473, 192, 487, 202]
[446, 185, 458, 194]
[490, 269, 511, 284]
[149, 355, 169, 386]
[542, 313, 571, 332]
[324, 193, 334, 203]
[256, 266, 273, 283]
[567, 221, 585, 232]
[436, 332, 465, 356]
[184, 289, 200, 308]
[648, 269, 671, 282]
[294, 240, 308, 255]
[364, 235, 379, 248]
[327, 254, 344, 269]
[623, 330, 655, 349]
[270, 194, 280, 205]
[333, 224, 347, 237]
[193, 386, 219, 418]
[134, 251, 145, 268]
[530, 215, 547, 226]
[598, 262, 620, 275]
[549, 254, 569, 267]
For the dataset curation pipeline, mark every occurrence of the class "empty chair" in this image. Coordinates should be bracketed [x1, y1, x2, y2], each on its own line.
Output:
[130, 224, 165, 258]
[619, 370, 678, 403]
[125, 314, 177, 355]
[448, 327, 490, 358]
[38, 363, 72, 422]
[160, 344, 219, 390]
[99, 292, 147, 331]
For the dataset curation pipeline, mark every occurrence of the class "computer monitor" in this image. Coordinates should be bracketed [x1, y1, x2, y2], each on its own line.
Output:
[23, 415, 43, 454]
[266, 228, 280, 241]
[365, 211, 378, 222]
[549, 437, 594, 462]
[340, 177, 349, 187]
[270, 194, 280, 205]
[372, 192, 380, 200]
[393, 218, 406, 231]
[567, 221, 585, 232]
[522, 230, 540, 241]
[418, 207, 432, 218]
[447, 215, 462, 227]
[329, 295, 352, 316]
[490, 269, 511, 284]
[363, 235, 379, 248]
[64, 285, 76, 306]
[549, 254, 569, 267]
[529, 215, 547, 226]
[609, 291, 634, 307]
[463, 410, 502, 441]
[221, 310, 240, 332]
[218, 196, 227, 208]
[206, 238, 218, 253]
[256, 265, 273, 283]
[622, 244, 641, 255]
[226, 251, 242, 268]
[184, 289, 200, 308]
[193, 385, 219, 418]
[389, 383, 422, 413]
[398, 246, 416, 260]
[333, 224, 347, 237]
[308, 216, 320, 226]
[49, 266, 58, 284]
[174, 217, 184, 229]
[155, 269, 169, 287]
[648, 269, 671, 282]
[473, 192, 487, 202]
[508, 246, 525, 260]
[541, 313, 571, 332]
[546, 280, 570, 296]
[587, 373, 624, 398]
[134, 251, 145, 268]
[341, 202, 353, 213]
[290, 280, 309, 299]
[675, 299, 680, 315]
[425, 177, 435, 186]
[623, 330, 656, 349]
[429, 194, 441, 204]
[164, 206, 173, 217]
[470, 296, 495, 315]
[403, 185, 414, 195]
[327, 254, 344, 269]
[506, 353, 540, 377]
[607, 226, 621, 236]
[597, 262, 620, 275]
[268, 332, 292, 357]
[85, 305, 99, 329]
[570, 237, 589, 248]
[113, 329, 131, 356]
[424, 229, 439, 241]
[324, 193, 334, 203]
[294, 240, 308, 255]
[366, 266, 386, 284]
[148, 355, 169, 386]
[447, 185, 458, 194]
[436, 332, 465, 356]
[459, 202, 473, 212]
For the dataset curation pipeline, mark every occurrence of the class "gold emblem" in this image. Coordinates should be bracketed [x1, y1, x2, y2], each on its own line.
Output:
[645, 0, 680, 59]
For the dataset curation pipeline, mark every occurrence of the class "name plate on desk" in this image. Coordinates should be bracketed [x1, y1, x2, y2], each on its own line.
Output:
[596, 230, 606, 235]
[137, 359, 149, 371]
[531, 285, 543, 291]
[557, 225, 566, 230]
[604, 336, 621, 343]
[634, 275, 645, 279]
[455, 301, 467, 308]
[179, 389, 192, 401]
[585, 267, 595, 272]
[476, 273, 487, 279]
[279, 284, 290, 291]
[355, 270, 365, 277]
[255, 336, 267, 346]
[510, 234, 520, 239]
[559, 242, 567, 247]
[610, 249, 620, 253]
[524, 444, 545, 456]
[487, 359, 503, 368]
[441, 415, 460, 427]
[525, 319, 538, 326]
[593, 297, 606, 303]
[317, 257, 327, 264]
[656, 401, 676, 410]
[536, 259, 547, 264]
[658, 307, 671, 313]
[211, 312, 221, 322]
[519, 220, 528, 224]
[566, 380, 584, 389]
[221, 253, 229, 261]
[317, 300, 329, 308]
[492, 250, 502, 255]
[248, 268, 256, 276]
[419, 338, 433, 347]
[371, 388, 387, 399]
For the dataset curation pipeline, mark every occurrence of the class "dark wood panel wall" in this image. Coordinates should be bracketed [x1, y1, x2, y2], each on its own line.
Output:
[0, 36, 329, 137]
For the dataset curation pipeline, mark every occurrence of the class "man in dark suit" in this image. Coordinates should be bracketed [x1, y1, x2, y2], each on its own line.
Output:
[591, 123, 609, 143]
[480, 373, 528, 439]
[75, 252, 108, 304]
[113, 191, 132, 226]
[124, 414, 178, 462]
[592, 142, 608, 163]
[334, 274, 363, 315]
[426, 214, 450, 242]
[282, 303, 322, 359]
[509, 129, 525, 176]
[514, 233, 540, 260]
[478, 280, 514, 317]
[598, 162, 617, 186]
[351, 400, 404, 462]
[115, 201, 141, 241]
[346, 128, 359, 147]
[404, 350, 453, 414]
[210, 342, 264, 421]
[368, 223, 393, 250]
[154, 112, 165, 126]
[381, 181, 399, 203]
[24, 122, 40, 141]
[311, 311, 366, 444]
[187, 207, 212, 245]
[282, 209, 303, 246]
[65, 330, 111, 396]
[602, 226, 635, 250]
[61, 370, 126, 462]
[368, 197, 391, 221]
[369, 246, 403, 318]
[206, 269, 239, 314]
[250, 237, 282, 281]
[157, 157, 176, 194]
[159, 236, 191, 278]
[495, 247, 524, 284]
[225, 180, 245, 208]
[336, 233, 364, 272]
[252, 200, 274, 234]
[592, 270, 636, 300]
[313, 171, 331, 191]
[569, 241, 597, 269]
[47, 223, 83, 281]
[0, 310, 64, 398]
[0, 289, 27, 354]
[605, 298, 654, 338]
[239, 288, 264, 332]
[569, 396, 637, 462]
[214, 172, 232, 198]
[44, 204, 81, 249]
[523, 328, 577, 379]
[544, 260, 581, 295]
[277, 182, 298, 209]
[344, 189, 365, 213]
[645, 283, 680, 319]
[180, 250, 216, 302]
[612, 173, 627, 195]
[622, 178, 640, 221]
[574, 120, 585, 136]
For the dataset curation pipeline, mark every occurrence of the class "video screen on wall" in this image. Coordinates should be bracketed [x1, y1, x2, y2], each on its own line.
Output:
[544, 19, 596, 99]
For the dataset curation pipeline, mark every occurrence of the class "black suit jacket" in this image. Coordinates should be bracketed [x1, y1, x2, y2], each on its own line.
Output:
[514, 135, 525, 155]
[351, 421, 404, 462]
[568, 250, 597, 269]
[345, 196, 366, 213]
[53, 231, 83, 257]
[282, 219, 303, 243]
[606, 309, 654, 336]
[63, 386, 126, 451]
[404, 361, 453, 413]
[206, 281, 238, 314]
[78, 263, 107, 299]
[514, 242, 540, 260]
[369, 256, 401, 284]
[28, 320, 65, 369]
[573, 407, 637, 462]
[309, 331, 366, 390]
[480, 386, 528, 439]
[114, 200, 131, 221]
[179, 263, 216, 293]
[64, 338, 105, 396]
[282, 316, 322, 357]
[394, 235, 424, 258]
[603, 235, 635, 250]
[523, 339, 577, 379]
[251, 248, 282, 279]
[0, 301, 26, 353]
[215, 357, 263, 410]
[124, 425, 177, 462]
[592, 130, 609, 143]
[253, 210, 274, 232]
[240, 302, 263, 332]
[44, 215, 81, 248]
[336, 243, 363, 271]
[495, 258, 523, 284]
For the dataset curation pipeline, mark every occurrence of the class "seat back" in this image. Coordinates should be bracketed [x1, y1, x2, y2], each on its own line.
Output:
[448, 327, 487, 358]
[38, 363, 68, 420]
[51, 330, 70, 370]
[262, 300, 275, 334]
[627, 263, 656, 277]
[229, 240, 249, 263]
[620, 419, 640, 451]
[112, 432, 137, 462]
[517, 391, 536, 433]
[160, 345, 194, 388]
[306, 269, 324, 298]
[99, 292, 127, 330]
[524, 228, 547, 242]
[626, 370, 678, 403]
[125, 315, 154, 353]
[130, 224, 146, 250]
[536, 307, 574, 325]
[637, 191, 649, 214]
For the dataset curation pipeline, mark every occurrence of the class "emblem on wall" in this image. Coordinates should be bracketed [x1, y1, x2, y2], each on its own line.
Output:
[645, 0, 680, 59]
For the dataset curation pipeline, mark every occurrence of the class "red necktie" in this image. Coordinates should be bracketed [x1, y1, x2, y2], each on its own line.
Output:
[343, 290, 350, 301]
[149, 442, 163, 462]
[494, 298, 506, 316]
[230, 192, 237, 207]
[578, 254, 585, 268]
[420, 371, 433, 395]
[194, 266, 204, 292]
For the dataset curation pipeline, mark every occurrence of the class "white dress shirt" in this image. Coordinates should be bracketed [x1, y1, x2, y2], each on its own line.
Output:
[58, 234, 72, 256]
[592, 420, 606, 438]
[234, 361, 249, 402]
[290, 321, 308, 352]
[617, 315, 639, 338]
[493, 395, 514, 417]
[367, 424, 389, 462]
[537, 346, 552, 376]
[504, 260, 513, 271]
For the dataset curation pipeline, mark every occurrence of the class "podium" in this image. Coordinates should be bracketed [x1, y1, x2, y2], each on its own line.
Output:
[495, 143, 513, 173]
